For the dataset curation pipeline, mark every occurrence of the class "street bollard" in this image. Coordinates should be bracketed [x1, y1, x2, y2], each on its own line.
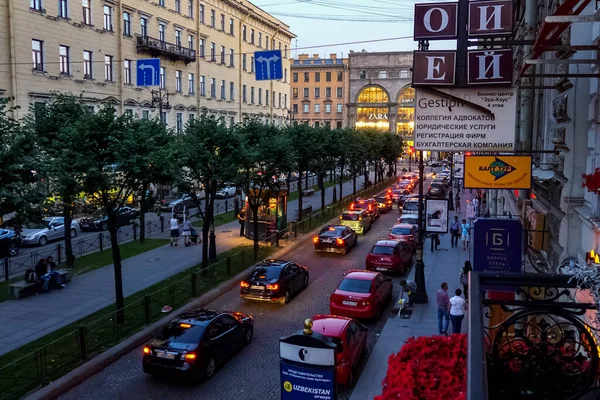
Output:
[160, 216, 164, 232]
[98, 233, 103, 251]
[133, 222, 137, 241]
[225, 200, 228, 213]
[226, 257, 231, 274]
[191, 272, 197, 297]
[4, 258, 9, 282]
[143, 295, 151, 324]
[57, 244, 62, 264]
[78, 326, 88, 361]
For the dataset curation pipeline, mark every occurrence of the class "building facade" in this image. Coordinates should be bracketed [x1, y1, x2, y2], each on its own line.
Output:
[289, 53, 348, 128]
[0, 0, 294, 129]
[347, 51, 415, 148]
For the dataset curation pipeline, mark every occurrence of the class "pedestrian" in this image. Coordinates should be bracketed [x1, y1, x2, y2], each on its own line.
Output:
[472, 196, 480, 217]
[45, 256, 64, 288]
[399, 280, 417, 307]
[182, 219, 192, 247]
[450, 216, 461, 247]
[461, 219, 470, 251]
[170, 216, 180, 246]
[237, 208, 246, 237]
[34, 258, 50, 292]
[455, 192, 461, 214]
[449, 288, 467, 334]
[460, 260, 472, 299]
[436, 282, 450, 336]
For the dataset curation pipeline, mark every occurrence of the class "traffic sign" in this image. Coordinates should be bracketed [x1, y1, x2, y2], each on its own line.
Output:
[136, 58, 160, 86]
[254, 50, 283, 81]
[473, 218, 522, 274]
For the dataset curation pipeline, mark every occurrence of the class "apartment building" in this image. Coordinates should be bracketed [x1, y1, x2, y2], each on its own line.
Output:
[0, 0, 294, 129]
[290, 53, 348, 129]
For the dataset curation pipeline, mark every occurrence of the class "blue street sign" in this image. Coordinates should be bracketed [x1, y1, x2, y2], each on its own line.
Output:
[254, 50, 283, 81]
[473, 218, 523, 274]
[280, 361, 335, 400]
[136, 58, 160, 86]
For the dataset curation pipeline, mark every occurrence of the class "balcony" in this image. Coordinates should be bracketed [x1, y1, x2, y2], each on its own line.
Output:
[136, 36, 196, 64]
[468, 272, 600, 400]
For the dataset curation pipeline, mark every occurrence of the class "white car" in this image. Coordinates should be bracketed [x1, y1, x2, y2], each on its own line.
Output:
[215, 186, 236, 198]
[22, 217, 80, 246]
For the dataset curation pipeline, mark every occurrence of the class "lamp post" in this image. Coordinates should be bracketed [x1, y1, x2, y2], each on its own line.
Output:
[285, 108, 295, 125]
[413, 150, 428, 303]
[150, 88, 171, 124]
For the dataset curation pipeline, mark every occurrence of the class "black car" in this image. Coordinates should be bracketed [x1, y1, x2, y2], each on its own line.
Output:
[142, 309, 253, 380]
[427, 182, 446, 199]
[79, 206, 140, 231]
[240, 259, 309, 304]
[0, 229, 21, 257]
[313, 225, 358, 255]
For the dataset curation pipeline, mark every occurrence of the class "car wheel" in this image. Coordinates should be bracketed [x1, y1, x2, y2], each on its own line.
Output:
[342, 244, 348, 256]
[205, 357, 216, 379]
[8, 243, 19, 257]
[101, 222, 109, 231]
[70, 228, 77, 238]
[244, 327, 253, 345]
[303, 274, 309, 289]
[38, 236, 48, 246]
[281, 290, 291, 305]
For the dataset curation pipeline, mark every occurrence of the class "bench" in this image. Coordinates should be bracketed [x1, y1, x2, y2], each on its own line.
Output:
[9, 268, 73, 300]
[302, 188, 315, 196]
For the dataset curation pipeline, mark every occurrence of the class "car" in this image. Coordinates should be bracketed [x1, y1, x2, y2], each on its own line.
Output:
[400, 174, 414, 183]
[350, 198, 380, 221]
[313, 225, 358, 255]
[388, 223, 418, 249]
[160, 194, 198, 212]
[396, 183, 412, 195]
[366, 239, 413, 274]
[21, 217, 80, 246]
[428, 182, 446, 199]
[240, 259, 309, 304]
[311, 315, 368, 387]
[79, 206, 139, 231]
[399, 179, 414, 191]
[215, 186, 236, 199]
[373, 195, 393, 213]
[433, 176, 449, 187]
[398, 194, 419, 208]
[339, 210, 372, 235]
[0, 229, 21, 257]
[401, 198, 424, 216]
[429, 161, 442, 167]
[390, 188, 406, 201]
[397, 215, 420, 227]
[329, 270, 393, 319]
[142, 308, 253, 379]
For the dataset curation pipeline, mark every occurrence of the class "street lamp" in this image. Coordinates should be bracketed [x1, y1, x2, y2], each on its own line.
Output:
[413, 150, 428, 304]
[285, 108, 295, 125]
[150, 88, 171, 124]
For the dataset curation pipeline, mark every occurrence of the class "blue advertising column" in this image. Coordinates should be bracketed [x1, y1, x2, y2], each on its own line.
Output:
[280, 319, 337, 400]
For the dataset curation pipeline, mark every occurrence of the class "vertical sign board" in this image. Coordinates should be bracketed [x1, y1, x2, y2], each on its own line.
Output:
[414, 3, 459, 40]
[254, 49, 283, 81]
[453, 153, 464, 179]
[468, 0, 514, 37]
[425, 199, 449, 233]
[473, 218, 523, 275]
[136, 58, 160, 86]
[412, 51, 457, 86]
[467, 48, 513, 85]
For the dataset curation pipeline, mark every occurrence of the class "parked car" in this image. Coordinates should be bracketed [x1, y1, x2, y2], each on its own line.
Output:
[366, 239, 413, 274]
[339, 210, 372, 236]
[398, 194, 419, 209]
[21, 217, 80, 246]
[350, 198, 380, 221]
[160, 195, 198, 212]
[0, 229, 21, 257]
[427, 182, 446, 199]
[240, 259, 309, 304]
[311, 315, 368, 387]
[79, 206, 139, 231]
[142, 308, 253, 379]
[401, 198, 424, 216]
[215, 186, 236, 199]
[388, 223, 418, 250]
[329, 270, 393, 319]
[313, 225, 358, 255]
[372, 195, 393, 213]
[397, 215, 420, 227]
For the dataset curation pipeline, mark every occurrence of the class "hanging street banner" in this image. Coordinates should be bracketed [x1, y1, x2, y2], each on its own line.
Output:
[464, 155, 532, 189]
[413, 87, 517, 152]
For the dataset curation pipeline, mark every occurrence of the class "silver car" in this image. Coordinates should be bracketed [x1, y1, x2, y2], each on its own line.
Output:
[21, 217, 80, 246]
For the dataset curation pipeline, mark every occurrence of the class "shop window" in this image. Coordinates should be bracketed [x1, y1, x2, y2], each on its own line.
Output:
[357, 86, 389, 103]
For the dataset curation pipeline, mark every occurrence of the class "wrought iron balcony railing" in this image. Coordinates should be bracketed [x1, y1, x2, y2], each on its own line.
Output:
[468, 272, 600, 400]
[136, 36, 196, 64]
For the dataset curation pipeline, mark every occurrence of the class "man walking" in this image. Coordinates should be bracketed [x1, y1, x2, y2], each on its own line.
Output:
[436, 282, 450, 335]
[170, 216, 180, 246]
[455, 192, 461, 214]
[450, 216, 460, 247]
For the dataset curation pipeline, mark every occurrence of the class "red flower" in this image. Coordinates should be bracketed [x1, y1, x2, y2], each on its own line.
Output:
[582, 168, 600, 194]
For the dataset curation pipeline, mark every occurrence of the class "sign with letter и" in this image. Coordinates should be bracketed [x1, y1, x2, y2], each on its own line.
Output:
[464, 155, 532, 189]
[413, 87, 517, 152]
[136, 58, 160, 86]
[254, 49, 283, 81]
[473, 218, 523, 274]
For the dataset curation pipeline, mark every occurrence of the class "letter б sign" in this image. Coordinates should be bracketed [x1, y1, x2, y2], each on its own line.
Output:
[414, 3, 458, 40]
[254, 49, 283, 81]
[136, 58, 161, 86]
[473, 218, 523, 275]
[412, 51, 456, 85]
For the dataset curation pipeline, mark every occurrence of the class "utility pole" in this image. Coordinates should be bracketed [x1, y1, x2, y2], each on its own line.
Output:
[413, 150, 428, 303]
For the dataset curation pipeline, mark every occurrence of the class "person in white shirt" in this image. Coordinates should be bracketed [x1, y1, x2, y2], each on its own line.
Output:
[449, 288, 467, 334]
[170, 217, 180, 247]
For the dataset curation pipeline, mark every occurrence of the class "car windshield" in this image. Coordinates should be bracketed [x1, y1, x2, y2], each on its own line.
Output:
[374, 197, 387, 203]
[338, 278, 372, 293]
[158, 322, 206, 345]
[249, 266, 282, 280]
[371, 245, 395, 255]
[330, 337, 343, 352]
[403, 202, 419, 213]
[27, 221, 50, 229]
[391, 227, 411, 235]
[321, 228, 345, 237]
[341, 213, 360, 221]
[430, 183, 443, 189]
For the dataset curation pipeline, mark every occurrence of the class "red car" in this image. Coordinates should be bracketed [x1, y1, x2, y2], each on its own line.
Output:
[388, 223, 417, 250]
[330, 270, 393, 319]
[311, 315, 368, 387]
[365, 239, 413, 273]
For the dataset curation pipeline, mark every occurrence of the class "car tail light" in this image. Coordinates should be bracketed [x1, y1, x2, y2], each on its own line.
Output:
[313, 237, 319, 244]
[350, 203, 355, 210]
[143, 346, 151, 354]
[330, 294, 338, 303]
[185, 353, 197, 360]
[266, 283, 279, 290]
[387, 189, 391, 193]
[179, 323, 192, 328]
[240, 281, 249, 288]
[368, 205, 373, 211]
[336, 238, 344, 245]
[361, 300, 370, 306]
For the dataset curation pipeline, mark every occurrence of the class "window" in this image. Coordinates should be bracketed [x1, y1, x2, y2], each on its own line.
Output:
[265, 90, 269, 105]
[140, 17, 148, 36]
[324, 120, 331, 128]
[31, 0, 42, 11]
[265, 35, 269, 49]
[258, 88, 262, 104]
[104, 55, 113, 81]
[123, 12, 131, 35]
[220, 45, 225, 64]
[337, 71, 343, 81]
[59, 0, 68, 17]
[82, 0, 91, 24]
[188, 34, 194, 50]
[200, 75, 205, 96]
[142, 110, 149, 119]
[326, 72, 331, 82]
[174, 0, 180, 13]
[210, 42, 215, 61]
[325, 87, 331, 98]
[292, 88, 298, 98]
[303, 88, 309, 98]
[103, 5, 112, 30]
[293, 104, 298, 113]
[337, 103, 342, 113]
[284, 68, 287, 82]
[293, 72, 298, 82]
[314, 88, 320, 98]
[175, 70, 182, 92]
[158, 0, 164, 6]
[176, 112, 183, 133]
[124, 109, 133, 116]
[243, 25, 247, 41]
[357, 86, 389, 102]
[242, 54, 247, 70]
[229, 18, 234, 35]
[220, 13, 224, 31]
[304, 72, 309, 82]
[188, 0, 193, 18]
[303, 104, 309, 113]
[161, 112, 167, 124]
[325, 103, 331, 113]
[250, 28, 254, 44]
[230, 82, 234, 100]
[159, 23, 166, 41]
[314, 104, 320, 113]
[250, 86, 254, 103]
[314, 121, 320, 127]
[189, 113, 195, 121]
[378, 70, 387, 79]
[359, 70, 366, 79]
[242, 85, 247, 102]
[83, 50, 92, 77]
[229, 49, 234, 66]
[284, 94, 287, 108]
[250, 56, 254, 72]
[210, 78, 216, 97]
[337, 87, 342, 98]
[123, 59, 131, 84]
[199, 4, 204, 23]
[230, 116, 235, 126]
[159, 66, 165, 88]
[199, 39, 205, 58]
[220, 80, 225, 99]
[336, 121, 342, 129]
[175, 29, 182, 47]
[59, 45, 69, 75]
[400, 70, 410, 79]
[210, 9, 215, 27]
[278, 93, 282, 108]
[187, 73, 194, 94]
[258, 32, 262, 47]
[315, 72, 320, 82]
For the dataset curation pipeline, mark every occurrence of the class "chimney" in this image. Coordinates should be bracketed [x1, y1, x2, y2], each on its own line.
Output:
[313, 54, 319, 58]
[330, 54, 336, 59]
[298, 53, 309, 60]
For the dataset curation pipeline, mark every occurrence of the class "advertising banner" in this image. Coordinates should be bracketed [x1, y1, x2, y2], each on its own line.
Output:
[281, 361, 335, 400]
[473, 218, 523, 274]
[464, 155, 532, 189]
[425, 199, 449, 233]
[453, 153, 464, 179]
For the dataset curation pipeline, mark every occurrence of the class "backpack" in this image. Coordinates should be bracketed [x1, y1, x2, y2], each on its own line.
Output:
[25, 269, 38, 283]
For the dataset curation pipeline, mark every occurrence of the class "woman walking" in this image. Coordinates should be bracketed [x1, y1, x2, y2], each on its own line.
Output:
[449, 288, 467, 334]
[461, 219, 470, 251]
[460, 260, 472, 299]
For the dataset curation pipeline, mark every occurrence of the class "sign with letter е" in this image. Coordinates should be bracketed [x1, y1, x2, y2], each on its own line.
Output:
[464, 155, 532, 189]
[473, 218, 522, 274]
[136, 58, 160, 86]
[254, 49, 283, 81]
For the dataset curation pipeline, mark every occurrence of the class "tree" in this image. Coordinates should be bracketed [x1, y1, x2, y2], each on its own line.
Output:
[345, 129, 365, 195]
[310, 127, 336, 210]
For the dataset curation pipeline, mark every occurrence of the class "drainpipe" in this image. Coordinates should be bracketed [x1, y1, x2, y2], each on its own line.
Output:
[238, 8, 252, 123]
[8, 0, 18, 114]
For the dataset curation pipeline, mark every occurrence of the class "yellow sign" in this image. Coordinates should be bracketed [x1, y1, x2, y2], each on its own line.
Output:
[464, 155, 532, 189]
[283, 381, 293, 392]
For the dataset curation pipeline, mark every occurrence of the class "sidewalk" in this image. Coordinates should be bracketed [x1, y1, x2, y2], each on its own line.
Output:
[350, 189, 477, 400]
[0, 174, 373, 356]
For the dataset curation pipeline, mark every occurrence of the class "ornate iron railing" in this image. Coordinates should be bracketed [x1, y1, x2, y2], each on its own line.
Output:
[468, 273, 600, 400]
[136, 36, 196, 64]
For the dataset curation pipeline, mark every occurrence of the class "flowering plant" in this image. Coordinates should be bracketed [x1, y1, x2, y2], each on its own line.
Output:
[375, 334, 467, 400]
[582, 168, 600, 194]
